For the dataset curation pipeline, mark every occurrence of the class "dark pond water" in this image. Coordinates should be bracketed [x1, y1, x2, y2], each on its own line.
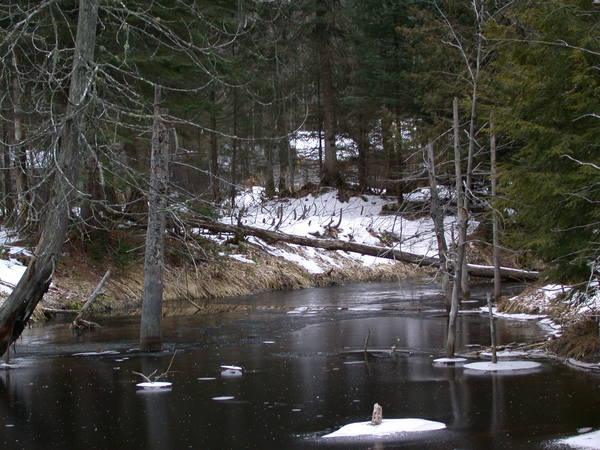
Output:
[0, 280, 599, 449]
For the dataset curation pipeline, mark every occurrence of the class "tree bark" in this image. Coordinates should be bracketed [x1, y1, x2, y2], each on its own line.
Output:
[194, 220, 539, 281]
[139, 87, 170, 352]
[490, 113, 501, 299]
[447, 97, 467, 358]
[210, 90, 220, 204]
[316, 0, 338, 186]
[1, 123, 14, 215]
[427, 142, 451, 310]
[0, 0, 99, 357]
[12, 54, 30, 227]
[230, 84, 239, 205]
[357, 124, 368, 191]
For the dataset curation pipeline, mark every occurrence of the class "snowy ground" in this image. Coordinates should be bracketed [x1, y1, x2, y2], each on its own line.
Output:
[0, 230, 29, 299]
[214, 187, 470, 275]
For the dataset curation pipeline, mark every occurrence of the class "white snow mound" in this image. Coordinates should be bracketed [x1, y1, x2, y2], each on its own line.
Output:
[557, 429, 600, 449]
[322, 418, 446, 438]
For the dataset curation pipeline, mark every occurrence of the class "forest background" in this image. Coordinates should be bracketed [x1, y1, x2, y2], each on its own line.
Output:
[0, 0, 598, 351]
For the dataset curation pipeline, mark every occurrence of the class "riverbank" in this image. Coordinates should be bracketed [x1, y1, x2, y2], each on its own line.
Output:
[0, 186, 544, 320]
[1, 187, 443, 316]
[496, 282, 600, 363]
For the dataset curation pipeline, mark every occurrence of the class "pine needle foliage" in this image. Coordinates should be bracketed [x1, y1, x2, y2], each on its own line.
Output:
[488, 0, 600, 280]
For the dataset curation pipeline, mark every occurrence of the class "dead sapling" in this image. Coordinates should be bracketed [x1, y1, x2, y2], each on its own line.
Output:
[71, 269, 111, 332]
[132, 350, 177, 383]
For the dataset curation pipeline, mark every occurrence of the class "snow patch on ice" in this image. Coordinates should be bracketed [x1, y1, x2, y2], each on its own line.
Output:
[479, 350, 528, 359]
[322, 418, 446, 438]
[556, 429, 600, 449]
[73, 351, 120, 357]
[433, 357, 467, 365]
[212, 396, 235, 401]
[463, 361, 541, 372]
[136, 382, 172, 389]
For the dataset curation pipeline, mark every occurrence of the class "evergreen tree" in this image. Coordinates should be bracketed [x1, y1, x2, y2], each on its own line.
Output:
[488, 0, 600, 279]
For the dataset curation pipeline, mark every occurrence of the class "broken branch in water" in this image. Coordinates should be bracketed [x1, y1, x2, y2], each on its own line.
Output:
[132, 350, 178, 383]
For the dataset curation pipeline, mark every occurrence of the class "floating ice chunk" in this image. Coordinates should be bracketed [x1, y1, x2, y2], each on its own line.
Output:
[220, 365, 242, 378]
[212, 396, 235, 401]
[433, 357, 467, 365]
[262, 340, 276, 344]
[73, 351, 120, 356]
[479, 350, 528, 359]
[556, 429, 600, 449]
[463, 361, 541, 372]
[197, 377, 217, 381]
[136, 382, 172, 389]
[322, 418, 446, 438]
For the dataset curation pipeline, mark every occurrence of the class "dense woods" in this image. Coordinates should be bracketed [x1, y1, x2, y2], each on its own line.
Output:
[0, 0, 599, 350]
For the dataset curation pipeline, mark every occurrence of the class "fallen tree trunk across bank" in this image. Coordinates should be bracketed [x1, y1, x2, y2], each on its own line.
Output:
[196, 221, 539, 281]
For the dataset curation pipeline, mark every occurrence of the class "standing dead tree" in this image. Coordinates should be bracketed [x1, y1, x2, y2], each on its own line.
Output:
[447, 97, 468, 358]
[139, 87, 170, 352]
[426, 142, 451, 310]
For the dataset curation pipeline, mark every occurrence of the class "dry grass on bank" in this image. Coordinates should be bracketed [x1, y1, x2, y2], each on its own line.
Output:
[41, 241, 426, 317]
[548, 317, 600, 363]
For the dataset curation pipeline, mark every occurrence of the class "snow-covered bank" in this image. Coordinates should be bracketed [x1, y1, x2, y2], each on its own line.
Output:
[1, 188, 445, 312]
[496, 282, 600, 363]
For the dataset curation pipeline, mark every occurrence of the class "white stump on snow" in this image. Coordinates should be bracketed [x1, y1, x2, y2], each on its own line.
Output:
[371, 403, 383, 425]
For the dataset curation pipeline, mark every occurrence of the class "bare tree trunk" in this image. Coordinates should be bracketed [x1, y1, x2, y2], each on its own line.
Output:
[80, 153, 102, 231]
[317, 77, 323, 177]
[264, 140, 275, 198]
[358, 124, 368, 191]
[490, 112, 501, 299]
[209, 90, 220, 204]
[317, 0, 338, 187]
[12, 55, 30, 228]
[1, 123, 14, 215]
[230, 85, 238, 206]
[0, 0, 99, 357]
[277, 114, 289, 194]
[426, 142, 451, 310]
[139, 87, 170, 352]
[460, 1, 484, 300]
[447, 97, 467, 358]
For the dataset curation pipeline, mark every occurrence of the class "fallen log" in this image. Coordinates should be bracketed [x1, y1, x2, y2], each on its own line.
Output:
[195, 221, 539, 281]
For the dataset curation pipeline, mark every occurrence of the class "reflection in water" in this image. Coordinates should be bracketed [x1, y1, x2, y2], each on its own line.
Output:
[0, 281, 597, 449]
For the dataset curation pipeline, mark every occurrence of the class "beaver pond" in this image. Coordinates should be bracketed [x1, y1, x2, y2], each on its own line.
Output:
[0, 280, 598, 449]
